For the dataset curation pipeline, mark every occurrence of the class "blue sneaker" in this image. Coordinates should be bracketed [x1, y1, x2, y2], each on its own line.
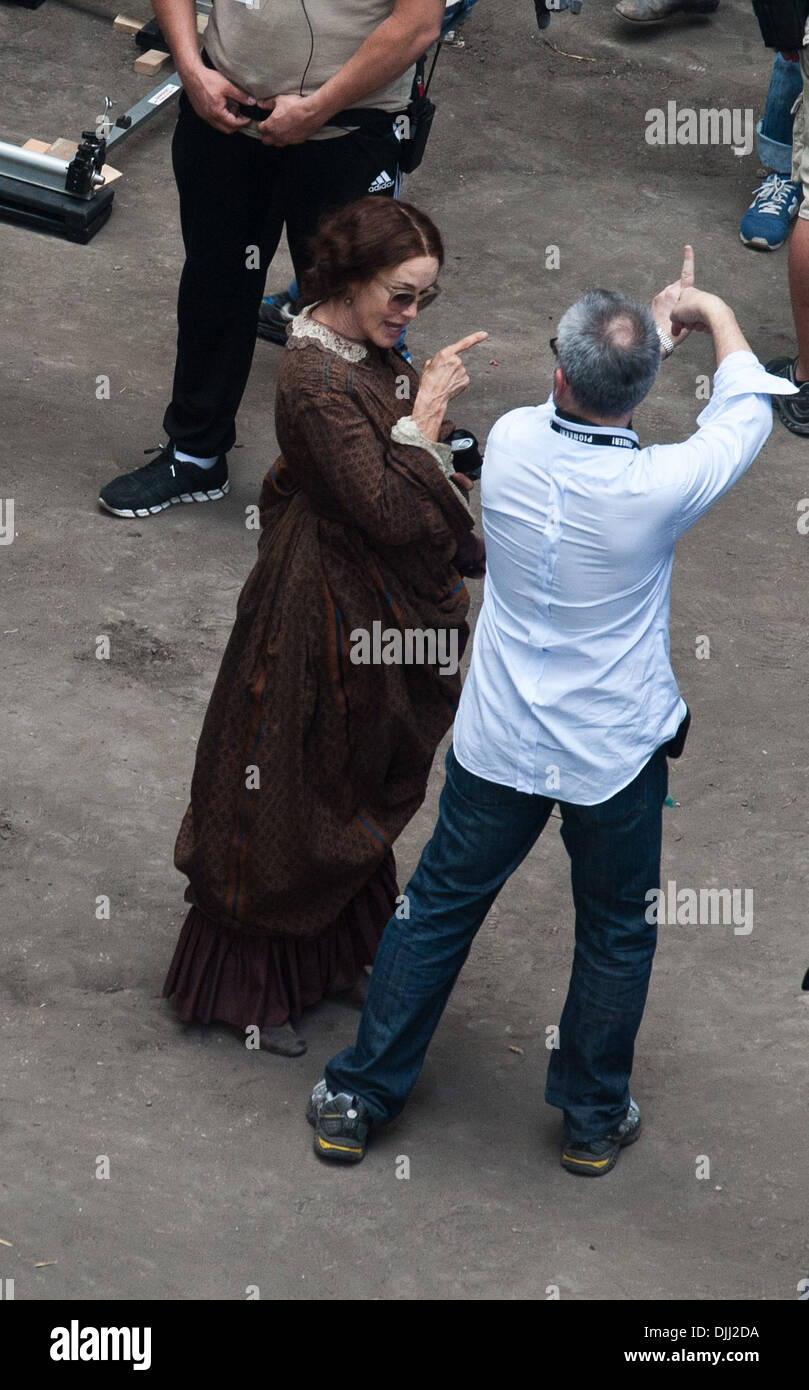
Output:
[257, 289, 297, 345]
[740, 174, 801, 250]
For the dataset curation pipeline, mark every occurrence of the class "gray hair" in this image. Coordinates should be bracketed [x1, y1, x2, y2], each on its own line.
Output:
[554, 289, 660, 417]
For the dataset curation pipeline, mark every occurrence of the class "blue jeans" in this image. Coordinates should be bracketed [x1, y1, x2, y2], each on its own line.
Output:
[758, 53, 803, 174]
[325, 743, 669, 1143]
[442, 0, 480, 33]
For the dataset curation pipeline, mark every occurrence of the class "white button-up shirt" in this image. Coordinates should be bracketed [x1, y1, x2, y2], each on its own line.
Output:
[453, 351, 796, 805]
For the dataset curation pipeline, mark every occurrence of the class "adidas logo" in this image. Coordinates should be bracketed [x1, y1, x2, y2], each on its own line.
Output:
[368, 170, 395, 192]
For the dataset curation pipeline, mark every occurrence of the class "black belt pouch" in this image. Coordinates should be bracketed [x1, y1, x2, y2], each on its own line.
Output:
[664, 707, 691, 760]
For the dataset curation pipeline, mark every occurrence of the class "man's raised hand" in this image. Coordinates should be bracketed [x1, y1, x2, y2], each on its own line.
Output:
[650, 245, 697, 350]
[670, 288, 726, 336]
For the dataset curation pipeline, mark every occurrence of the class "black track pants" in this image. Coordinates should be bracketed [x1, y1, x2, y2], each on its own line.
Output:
[162, 94, 401, 457]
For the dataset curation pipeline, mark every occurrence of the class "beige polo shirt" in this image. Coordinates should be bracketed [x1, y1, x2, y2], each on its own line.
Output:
[205, 0, 414, 139]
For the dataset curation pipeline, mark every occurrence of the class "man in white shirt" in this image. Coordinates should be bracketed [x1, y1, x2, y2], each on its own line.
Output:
[307, 250, 796, 1175]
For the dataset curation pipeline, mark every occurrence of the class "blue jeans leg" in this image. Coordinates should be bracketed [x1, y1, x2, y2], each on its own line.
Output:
[442, 0, 480, 34]
[325, 746, 554, 1122]
[757, 53, 804, 173]
[545, 748, 668, 1143]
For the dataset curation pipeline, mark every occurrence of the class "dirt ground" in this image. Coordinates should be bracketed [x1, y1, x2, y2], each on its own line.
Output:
[1, 0, 806, 1303]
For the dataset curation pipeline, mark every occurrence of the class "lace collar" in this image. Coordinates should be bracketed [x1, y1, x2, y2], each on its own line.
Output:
[290, 303, 369, 363]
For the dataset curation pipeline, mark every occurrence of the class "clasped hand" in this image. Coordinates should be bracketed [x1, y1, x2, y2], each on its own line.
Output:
[650, 245, 730, 345]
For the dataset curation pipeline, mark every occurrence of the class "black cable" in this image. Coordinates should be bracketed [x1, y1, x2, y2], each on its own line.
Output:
[298, 0, 315, 97]
[424, 39, 441, 96]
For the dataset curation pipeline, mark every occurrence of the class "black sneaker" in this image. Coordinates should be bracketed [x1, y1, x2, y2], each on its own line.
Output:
[764, 355, 809, 437]
[306, 1079, 371, 1163]
[257, 290, 296, 346]
[561, 1098, 641, 1178]
[98, 445, 229, 518]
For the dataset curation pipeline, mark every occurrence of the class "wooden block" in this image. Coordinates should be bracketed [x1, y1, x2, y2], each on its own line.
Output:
[196, 13, 208, 33]
[47, 138, 81, 161]
[22, 138, 51, 153]
[113, 14, 145, 34]
[134, 48, 170, 75]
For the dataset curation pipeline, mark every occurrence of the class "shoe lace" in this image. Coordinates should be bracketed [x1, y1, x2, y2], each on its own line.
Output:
[135, 443, 177, 478]
[750, 175, 796, 214]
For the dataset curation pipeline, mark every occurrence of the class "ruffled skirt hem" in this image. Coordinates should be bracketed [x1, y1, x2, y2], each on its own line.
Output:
[162, 853, 398, 1029]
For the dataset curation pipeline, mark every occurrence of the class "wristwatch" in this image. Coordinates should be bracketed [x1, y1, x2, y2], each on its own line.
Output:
[656, 325, 675, 359]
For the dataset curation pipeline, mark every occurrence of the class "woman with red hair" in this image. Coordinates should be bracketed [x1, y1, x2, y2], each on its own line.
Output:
[164, 197, 486, 1055]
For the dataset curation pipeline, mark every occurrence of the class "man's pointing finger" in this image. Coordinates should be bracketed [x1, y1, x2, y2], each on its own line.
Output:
[680, 244, 695, 289]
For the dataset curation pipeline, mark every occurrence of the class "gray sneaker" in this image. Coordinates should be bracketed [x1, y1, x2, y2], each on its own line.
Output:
[306, 1079, 371, 1163]
[561, 1098, 641, 1177]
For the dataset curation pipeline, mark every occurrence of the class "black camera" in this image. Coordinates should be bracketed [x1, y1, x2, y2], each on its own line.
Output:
[449, 428, 483, 480]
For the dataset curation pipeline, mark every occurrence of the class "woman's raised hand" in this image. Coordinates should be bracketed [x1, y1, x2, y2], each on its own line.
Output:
[412, 332, 488, 441]
[422, 332, 489, 401]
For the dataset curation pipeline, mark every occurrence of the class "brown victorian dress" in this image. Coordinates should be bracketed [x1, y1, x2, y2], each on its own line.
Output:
[163, 308, 479, 1029]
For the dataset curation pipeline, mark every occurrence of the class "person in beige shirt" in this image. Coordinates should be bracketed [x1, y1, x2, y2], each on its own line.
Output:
[257, 0, 482, 345]
[99, 0, 444, 520]
[205, 0, 414, 133]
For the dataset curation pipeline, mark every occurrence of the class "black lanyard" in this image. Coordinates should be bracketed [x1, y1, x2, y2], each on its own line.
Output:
[550, 419, 639, 450]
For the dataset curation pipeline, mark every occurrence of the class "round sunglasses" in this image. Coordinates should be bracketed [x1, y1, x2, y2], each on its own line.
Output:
[376, 277, 441, 311]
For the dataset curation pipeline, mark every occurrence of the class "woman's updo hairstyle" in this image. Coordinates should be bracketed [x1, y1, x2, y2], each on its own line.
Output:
[301, 196, 444, 305]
